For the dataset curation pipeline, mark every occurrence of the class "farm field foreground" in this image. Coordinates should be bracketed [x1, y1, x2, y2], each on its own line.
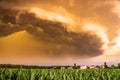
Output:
[0, 68, 120, 80]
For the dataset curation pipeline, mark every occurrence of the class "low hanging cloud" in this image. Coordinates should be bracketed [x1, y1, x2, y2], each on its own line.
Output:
[0, 0, 120, 58]
[0, 7, 104, 57]
[18, 12, 104, 57]
[0, 6, 24, 37]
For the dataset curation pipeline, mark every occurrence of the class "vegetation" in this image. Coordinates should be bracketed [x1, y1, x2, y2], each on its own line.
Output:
[104, 62, 108, 68]
[0, 68, 120, 80]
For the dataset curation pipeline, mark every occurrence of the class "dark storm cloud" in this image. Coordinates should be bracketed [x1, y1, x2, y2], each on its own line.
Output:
[0, 6, 24, 37]
[15, 12, 104, 57]
[0, 23, 24, 37]
[0, 5, 104, 57]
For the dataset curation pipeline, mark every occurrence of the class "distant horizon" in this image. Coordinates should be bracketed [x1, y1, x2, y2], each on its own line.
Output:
[0, 60, 119, 67]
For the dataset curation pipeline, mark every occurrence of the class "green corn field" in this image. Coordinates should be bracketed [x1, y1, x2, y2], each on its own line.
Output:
[0, 68, 120, 80]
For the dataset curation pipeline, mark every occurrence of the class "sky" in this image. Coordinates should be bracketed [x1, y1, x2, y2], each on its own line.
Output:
[0, 0, 120, 66]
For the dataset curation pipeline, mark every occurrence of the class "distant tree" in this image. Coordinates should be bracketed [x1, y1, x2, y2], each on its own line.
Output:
[111, 64, 115, 69]
[118, 63, 120, 68]
[74, 63, 76, 67]
[76, 65, 80, 69]
[104, 62, 108, 68]
[56, 66, 61, 69]
[73, 63, 77, 69]
[96, 65, 100, 69]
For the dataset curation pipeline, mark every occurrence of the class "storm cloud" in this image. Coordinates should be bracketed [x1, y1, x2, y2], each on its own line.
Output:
[0, 0, 120, 58]
[18, 12, 104, 57]
[0, 8, 103, 57]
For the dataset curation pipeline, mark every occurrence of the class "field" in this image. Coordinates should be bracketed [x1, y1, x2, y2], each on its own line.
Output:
[0, 68, 120, 80]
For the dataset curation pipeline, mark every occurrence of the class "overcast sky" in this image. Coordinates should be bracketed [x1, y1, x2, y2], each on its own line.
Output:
[0, 0, 120, 66]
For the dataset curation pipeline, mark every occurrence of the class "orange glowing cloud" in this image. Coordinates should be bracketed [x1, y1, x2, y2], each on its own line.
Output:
[0, 0, 120, 65]
[29, 7, 75, 25]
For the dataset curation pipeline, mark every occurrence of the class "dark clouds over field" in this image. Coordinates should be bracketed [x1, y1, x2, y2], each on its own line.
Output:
[0, 0, 120, 59]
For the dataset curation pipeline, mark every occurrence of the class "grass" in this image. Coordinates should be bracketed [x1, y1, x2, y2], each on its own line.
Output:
[0, 68, 120, 80]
